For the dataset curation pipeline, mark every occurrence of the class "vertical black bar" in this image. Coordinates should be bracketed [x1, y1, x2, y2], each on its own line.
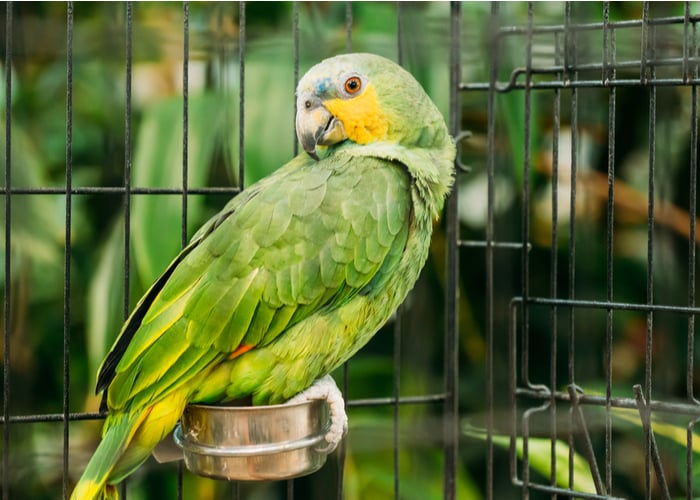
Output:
[603, 1, 616, 494]
[683, 1, 690, 84]
[63, 3, 74, 498]
[119, 5, 133, 498]
[485, 3, 499, 500]
[520, 2, 534, 328]
[508, 300, 520, 489]
[338, 5, 351, 497]
[687, 6, 699, 499]
[521, 2, 533, 387]
[634, 386, 671, 499]
[337, 363, 348, 500]
[393, 5, 404, 499]
[286, 477, 293, 499]
[238, 1, 245, 189]
[123, 2, 133, 325]
[521, 7, 534, 497]
[392, 311, 401, 500]
[345, 2, 353, 53]
[549, 26, 562, 499]
[231, 480, 240, 500]
[640, 2, 649, 85]
[444, 3, 460, 500]
[292, 1, 299, 158]
[177, 4, 190, 499]
[642, 3, 655, 499]
[564, 1, 579, 490]
[689, 419, 700, 500]
[1, 4, 11, 496]
[685, 2, 698, 406]
[181, 1, 189, 250]
[397, 2, 403, 67]
[289, 3, 300, 498]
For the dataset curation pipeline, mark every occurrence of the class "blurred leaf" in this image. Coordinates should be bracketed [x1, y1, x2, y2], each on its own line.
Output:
[610, 403, 700, 494]
[0, 116, 64, 285]
[86, 218, 125, 390]
[131, 92, 227, 288]
[612, 407, 700, 454]
[240, 39, 297, 184]
[464, 424, 597, 494]
[86, 90, 232, 387]
[0, 65, 19, 109]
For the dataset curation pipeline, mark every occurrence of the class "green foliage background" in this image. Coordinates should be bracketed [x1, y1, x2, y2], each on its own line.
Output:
[2, 2, 700, 499]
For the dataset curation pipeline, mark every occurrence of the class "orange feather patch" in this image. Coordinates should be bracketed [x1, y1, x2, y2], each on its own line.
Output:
[228, 344, 254, 360]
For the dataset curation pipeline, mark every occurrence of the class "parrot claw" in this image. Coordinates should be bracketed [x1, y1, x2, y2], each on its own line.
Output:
[286, 374, 348, 453]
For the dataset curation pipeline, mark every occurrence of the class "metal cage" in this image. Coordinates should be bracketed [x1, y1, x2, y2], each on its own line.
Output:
[1, 2, 700, 499]
[469, 2, 700, 499]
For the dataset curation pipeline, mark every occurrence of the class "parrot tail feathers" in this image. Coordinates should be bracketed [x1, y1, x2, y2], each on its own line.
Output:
[71, 410, 143, 500]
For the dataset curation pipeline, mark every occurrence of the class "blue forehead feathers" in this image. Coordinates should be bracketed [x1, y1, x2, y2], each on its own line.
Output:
[313, 77, 334, 95]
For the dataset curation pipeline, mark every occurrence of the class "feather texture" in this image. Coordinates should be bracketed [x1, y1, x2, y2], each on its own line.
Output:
[72, 52, 455, 499]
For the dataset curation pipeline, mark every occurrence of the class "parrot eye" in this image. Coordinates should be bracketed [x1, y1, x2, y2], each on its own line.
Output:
[344, 76, 362, 95]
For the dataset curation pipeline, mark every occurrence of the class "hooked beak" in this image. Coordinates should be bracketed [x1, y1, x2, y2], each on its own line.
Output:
[296, 96, 347, 161]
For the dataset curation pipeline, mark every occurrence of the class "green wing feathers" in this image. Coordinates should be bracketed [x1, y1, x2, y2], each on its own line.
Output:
[103, 154, 410, 410]
[75, 153, 412, 498]
[73, 52, 456, 500]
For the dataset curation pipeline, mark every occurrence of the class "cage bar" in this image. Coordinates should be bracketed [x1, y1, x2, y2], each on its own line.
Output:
[2, 2, 700, 499]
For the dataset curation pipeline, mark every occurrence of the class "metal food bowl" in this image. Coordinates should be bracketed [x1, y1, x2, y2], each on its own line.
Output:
[173, 399, 331, 481]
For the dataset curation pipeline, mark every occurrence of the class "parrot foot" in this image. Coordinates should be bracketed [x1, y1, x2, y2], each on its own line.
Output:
[286, 374, 347, 453]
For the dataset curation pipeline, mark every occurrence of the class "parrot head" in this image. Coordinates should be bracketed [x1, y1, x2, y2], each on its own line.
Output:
[296, 53, 450, 161]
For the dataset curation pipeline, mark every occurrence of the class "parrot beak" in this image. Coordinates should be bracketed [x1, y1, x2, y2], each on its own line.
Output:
[296, 95, 347, 161]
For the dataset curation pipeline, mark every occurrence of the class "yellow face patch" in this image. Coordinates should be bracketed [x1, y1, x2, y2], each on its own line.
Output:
[323, 83, 389, 145]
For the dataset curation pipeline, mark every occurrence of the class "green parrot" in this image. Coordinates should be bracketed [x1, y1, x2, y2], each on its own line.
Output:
[71, 52, 455, 499]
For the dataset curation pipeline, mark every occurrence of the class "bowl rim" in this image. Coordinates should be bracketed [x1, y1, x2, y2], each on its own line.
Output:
[184, 399, 326, 412]
[173, 422, 329, 457]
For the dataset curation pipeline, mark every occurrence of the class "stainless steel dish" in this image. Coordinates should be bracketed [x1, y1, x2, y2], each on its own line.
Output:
[174, 399, 331, 481]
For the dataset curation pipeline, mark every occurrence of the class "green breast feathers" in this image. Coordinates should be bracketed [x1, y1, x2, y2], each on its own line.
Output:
[72, 52, 454, 500]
